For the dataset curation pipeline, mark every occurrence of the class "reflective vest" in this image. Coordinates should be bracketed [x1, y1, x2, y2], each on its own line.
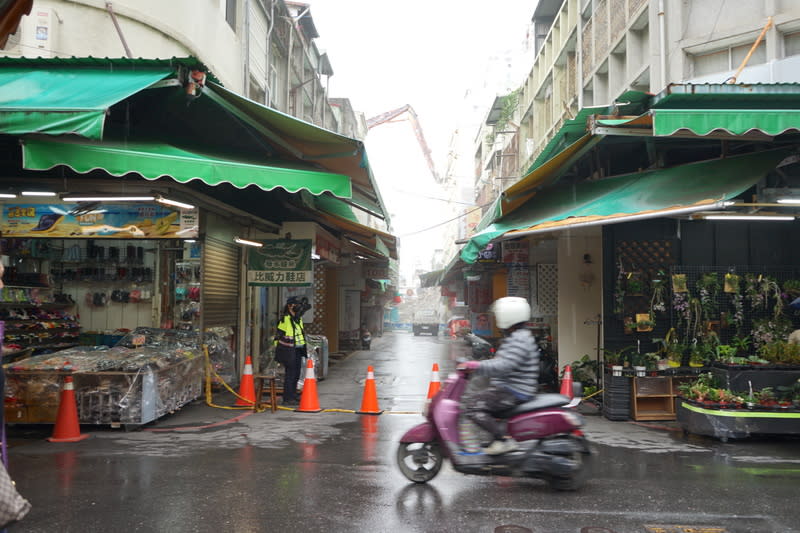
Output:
[275, 314, 305, 347]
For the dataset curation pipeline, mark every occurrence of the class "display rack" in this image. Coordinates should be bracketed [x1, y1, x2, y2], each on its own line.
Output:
[5, 327, 203, 427]
[174, 259, 201, 330]
[0, 286, 80, 359]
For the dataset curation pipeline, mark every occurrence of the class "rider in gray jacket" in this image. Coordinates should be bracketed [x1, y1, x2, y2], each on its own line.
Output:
[459, 297, 540, 455]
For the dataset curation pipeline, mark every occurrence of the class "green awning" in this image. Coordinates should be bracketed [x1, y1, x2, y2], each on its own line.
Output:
[205, 82, 389, 219]
[461, 149, 790, 264]
[652, 109, 800, 137]
[595, 109, 800, 137]
[21, 136, 353, 198]
[0, 67, 172, 138]
[312, 194, 398, 259]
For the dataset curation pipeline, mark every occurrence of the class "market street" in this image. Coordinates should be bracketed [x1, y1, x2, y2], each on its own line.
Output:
[6, 331, 800, 533]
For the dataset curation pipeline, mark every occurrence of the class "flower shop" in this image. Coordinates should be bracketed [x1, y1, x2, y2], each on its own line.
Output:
[600, 217, 800, 440]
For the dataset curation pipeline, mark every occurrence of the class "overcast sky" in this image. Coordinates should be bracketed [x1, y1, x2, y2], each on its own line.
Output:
[309, 1, 538, 282]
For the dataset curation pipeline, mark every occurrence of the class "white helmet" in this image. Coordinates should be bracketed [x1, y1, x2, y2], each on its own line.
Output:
[490, 297, 531, 329]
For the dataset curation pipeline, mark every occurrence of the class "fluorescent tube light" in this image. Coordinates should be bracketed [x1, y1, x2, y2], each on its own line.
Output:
[184, 239, 197, 243]
[704, 215, 795, 221]
[234, 237, 263, 247]
[0, 193, 17, 198]
[156, 196, 195, 210]
[61, 195, 155, 202]
[777, 198, 800, 204]
[22, 191, 57, 197]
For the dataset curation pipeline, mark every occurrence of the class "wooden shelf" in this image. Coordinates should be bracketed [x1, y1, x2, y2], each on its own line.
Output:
[632, 377, 680, 421]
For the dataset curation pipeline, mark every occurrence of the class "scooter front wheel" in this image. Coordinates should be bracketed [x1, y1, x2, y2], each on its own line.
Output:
[396, 441, 443, 483]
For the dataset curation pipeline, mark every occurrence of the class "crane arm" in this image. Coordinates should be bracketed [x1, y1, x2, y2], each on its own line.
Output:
[366, 104, 439, 183]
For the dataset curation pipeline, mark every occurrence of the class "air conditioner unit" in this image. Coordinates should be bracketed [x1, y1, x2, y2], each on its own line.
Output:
[20, 8, 57, 58]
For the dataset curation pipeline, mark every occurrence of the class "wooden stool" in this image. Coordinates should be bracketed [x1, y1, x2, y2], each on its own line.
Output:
[253, 374, 281, 412]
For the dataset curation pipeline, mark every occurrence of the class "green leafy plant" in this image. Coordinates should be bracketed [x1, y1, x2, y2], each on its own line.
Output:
[715, 344, 737, 362]
[757, 340, 800, 365]
[730, 336, 751, 356]
[626, 278, 645, 295]
[653, 327, 684, 365]
[783, 279, 800, 298]
[602, 346, 635, 366]
[569, 354, 599, 386]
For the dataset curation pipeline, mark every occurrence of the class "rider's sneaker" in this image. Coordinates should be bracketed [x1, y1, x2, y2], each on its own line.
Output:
[482, 438, 518, 455]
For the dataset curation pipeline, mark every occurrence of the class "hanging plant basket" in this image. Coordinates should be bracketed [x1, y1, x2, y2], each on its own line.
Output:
[672, 274, 688, 293]
[724, 273, 741, 294]
[635, 313, 654, 332]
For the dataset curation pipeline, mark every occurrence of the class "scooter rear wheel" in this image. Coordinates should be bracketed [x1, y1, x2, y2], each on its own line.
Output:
[547, 447, 592, 491]
[396, 441, 443, 483]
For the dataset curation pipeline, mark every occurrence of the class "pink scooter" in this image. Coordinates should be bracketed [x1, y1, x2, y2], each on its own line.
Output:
[397, 367, 592, 491]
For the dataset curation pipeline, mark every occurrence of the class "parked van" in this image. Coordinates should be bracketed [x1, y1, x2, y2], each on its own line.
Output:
[412, 310, 439, 336]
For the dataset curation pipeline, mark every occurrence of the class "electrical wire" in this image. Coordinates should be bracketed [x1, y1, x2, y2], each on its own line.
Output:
[398, 202, 493, 238]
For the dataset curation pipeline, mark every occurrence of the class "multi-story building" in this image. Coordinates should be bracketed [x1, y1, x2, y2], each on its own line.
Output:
[518, 0, 800, 174]
[0, 1, 396, 371]
[446, 0, 800, 370]
[3, 0, 342, 132]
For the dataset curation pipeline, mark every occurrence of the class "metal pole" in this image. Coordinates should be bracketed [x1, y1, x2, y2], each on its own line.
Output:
[105, 3, 133, 59]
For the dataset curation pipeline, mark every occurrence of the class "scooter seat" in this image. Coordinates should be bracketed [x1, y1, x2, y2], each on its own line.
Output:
[505, 393, 570, 416]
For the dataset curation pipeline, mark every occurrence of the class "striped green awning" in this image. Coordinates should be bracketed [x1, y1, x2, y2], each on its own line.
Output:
[461, 149, 790, 264]
[22, 136, 353, 198]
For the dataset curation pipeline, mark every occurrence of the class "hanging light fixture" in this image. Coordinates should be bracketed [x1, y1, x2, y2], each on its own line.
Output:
[234, 237, 263, 247]
[155, 196, 195, 210]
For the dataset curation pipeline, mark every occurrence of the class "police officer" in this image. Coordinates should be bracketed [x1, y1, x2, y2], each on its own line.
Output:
[275, 296, 307, 405]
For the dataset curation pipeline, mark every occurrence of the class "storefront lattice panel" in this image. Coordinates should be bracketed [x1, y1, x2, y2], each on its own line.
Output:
[536, 264, 557, 316]
[307, 264, 326, 335]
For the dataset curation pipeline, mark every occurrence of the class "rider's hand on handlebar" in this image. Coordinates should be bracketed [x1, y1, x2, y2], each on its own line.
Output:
[456, 360, 480, 372]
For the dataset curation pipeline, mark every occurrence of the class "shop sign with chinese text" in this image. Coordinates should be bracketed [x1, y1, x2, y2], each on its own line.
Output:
[502, 241, 528, 264]
[0, 203, 197, 239]
[476, 243, 499, 263]
[247, 239, 313, 286]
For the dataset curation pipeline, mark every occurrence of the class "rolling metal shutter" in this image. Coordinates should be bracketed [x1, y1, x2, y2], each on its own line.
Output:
[202, 236, 240, 328]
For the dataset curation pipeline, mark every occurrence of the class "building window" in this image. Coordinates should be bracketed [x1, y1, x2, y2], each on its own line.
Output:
[249, 78, 266, 105]
[785, 31, 800, 57]
[693, 40, 766, 77]
[226, 0, 237, 30]
[268, 65, 278, 106]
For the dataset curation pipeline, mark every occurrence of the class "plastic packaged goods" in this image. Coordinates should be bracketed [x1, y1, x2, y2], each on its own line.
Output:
[5, 328, 203, 426]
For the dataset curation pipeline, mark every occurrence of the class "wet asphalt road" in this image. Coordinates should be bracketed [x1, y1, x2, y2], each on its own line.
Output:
[5, 331, 800, 533]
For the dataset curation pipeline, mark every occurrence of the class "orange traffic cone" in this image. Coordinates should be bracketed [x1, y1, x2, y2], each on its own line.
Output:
[235, 355, 256, 406]
[560, 365, 574, 399]
[48, 375, 89, 442]
[297, 359, 322, 412]
[357, 365, 382, 415]
[426, 363, 441, 399]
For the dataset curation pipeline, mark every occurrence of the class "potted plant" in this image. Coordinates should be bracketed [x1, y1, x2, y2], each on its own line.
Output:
[603, 346, 634, 375]
[626, 274, 645, 296]
[642, 352, 660, 375]
[569, 354, 599, 389]
[715, 344, 737, 364]
[654, 328, 684, 367]
[634, 313, 655, 332]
